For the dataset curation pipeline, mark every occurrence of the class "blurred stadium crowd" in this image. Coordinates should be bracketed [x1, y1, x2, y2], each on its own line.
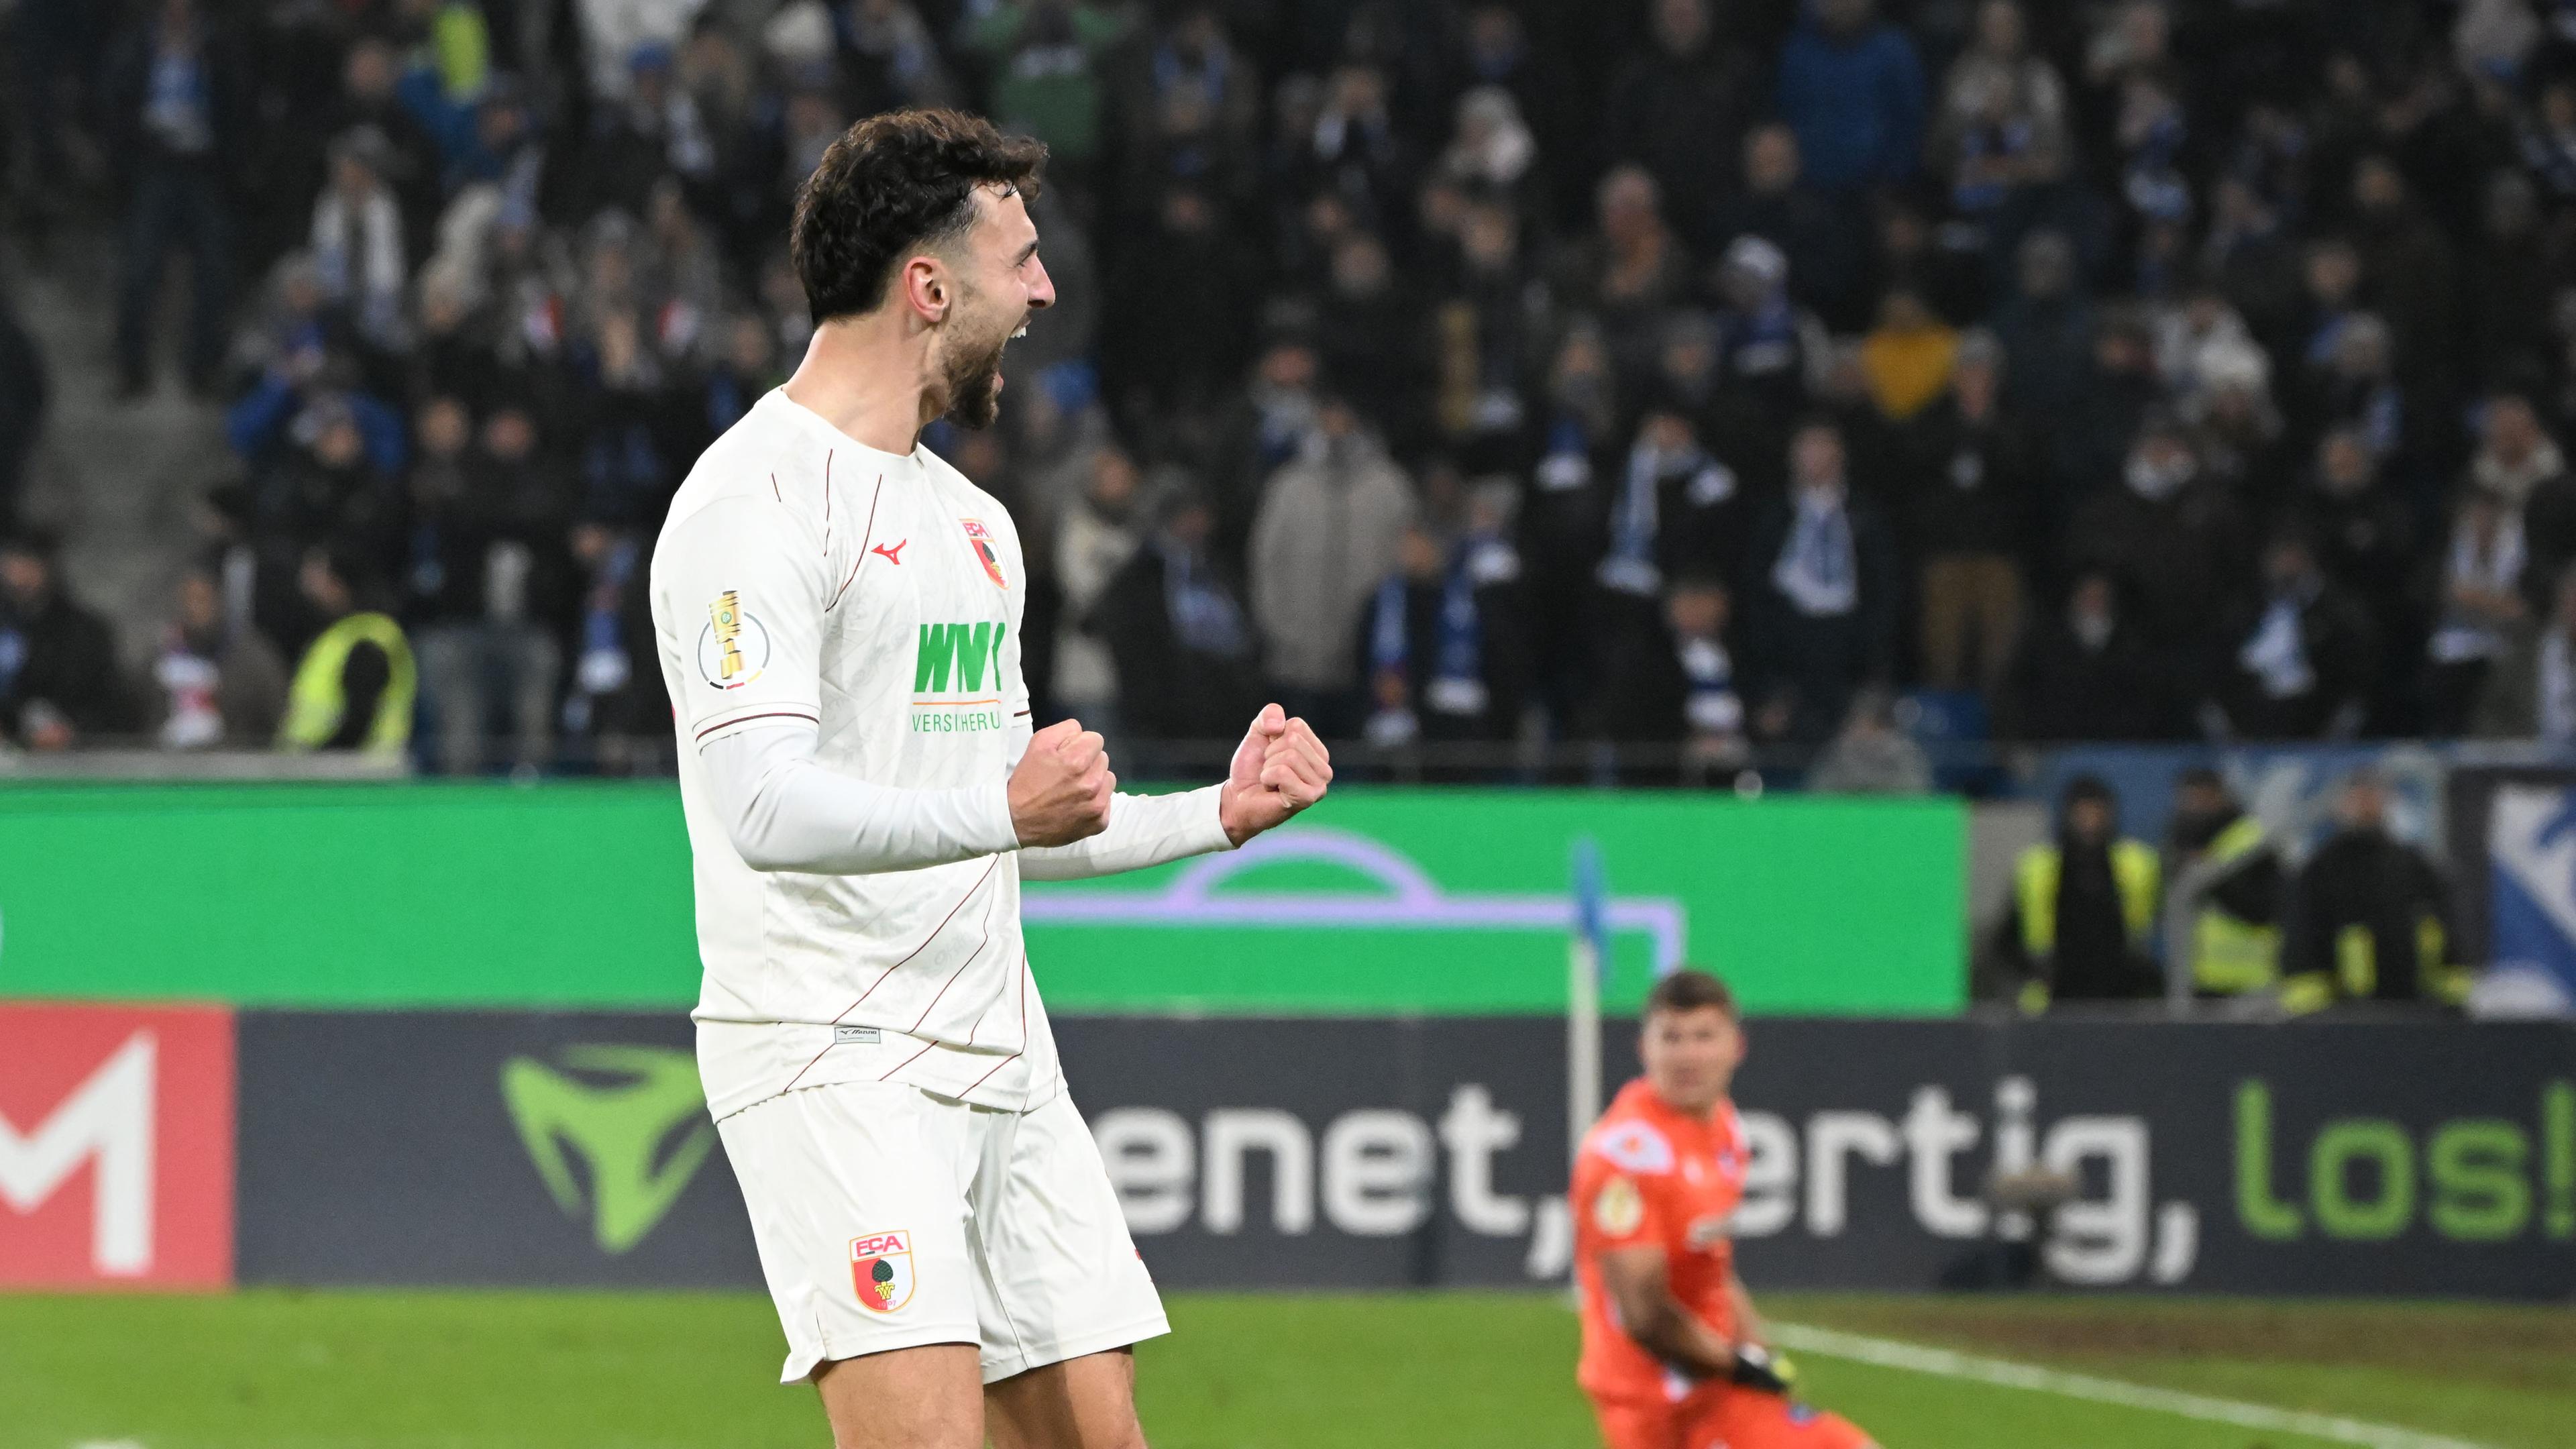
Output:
[13, 1, 2576, 780]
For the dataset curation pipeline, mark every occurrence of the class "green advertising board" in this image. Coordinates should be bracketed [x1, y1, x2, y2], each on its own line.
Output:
[0, 783, 1964, 1014]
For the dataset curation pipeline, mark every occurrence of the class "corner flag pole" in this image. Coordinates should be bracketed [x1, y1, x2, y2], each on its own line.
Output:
[1568, 839, 1609, 1171]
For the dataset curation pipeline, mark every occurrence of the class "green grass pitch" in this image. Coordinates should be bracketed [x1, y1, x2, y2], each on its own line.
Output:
[2, 1289, 2569, 1448]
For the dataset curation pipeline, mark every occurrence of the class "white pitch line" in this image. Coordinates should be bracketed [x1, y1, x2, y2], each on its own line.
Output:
[1770, 1322, 2494, 1449]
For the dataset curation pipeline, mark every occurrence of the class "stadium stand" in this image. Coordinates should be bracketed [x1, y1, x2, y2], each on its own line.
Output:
[7, 0, 2576, 784]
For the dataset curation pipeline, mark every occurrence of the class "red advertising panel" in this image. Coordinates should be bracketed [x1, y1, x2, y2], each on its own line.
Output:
[0, 1003, 235, 1289]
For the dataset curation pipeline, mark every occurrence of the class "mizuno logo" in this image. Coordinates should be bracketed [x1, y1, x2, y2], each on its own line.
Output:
[873, 540, 908, 566]
[500, 1045, 714, 1255]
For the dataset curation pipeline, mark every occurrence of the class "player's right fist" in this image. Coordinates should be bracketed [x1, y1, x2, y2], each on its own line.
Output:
[1009, 718, 1114, 847]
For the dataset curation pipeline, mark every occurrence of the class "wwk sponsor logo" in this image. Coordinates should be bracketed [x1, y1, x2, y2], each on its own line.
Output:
[911, 620, 1009, 735]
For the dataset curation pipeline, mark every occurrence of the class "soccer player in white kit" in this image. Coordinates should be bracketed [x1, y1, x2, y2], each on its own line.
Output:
[647, 109, 1332, 1448]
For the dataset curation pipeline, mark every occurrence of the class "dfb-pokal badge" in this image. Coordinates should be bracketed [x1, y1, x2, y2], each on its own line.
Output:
[698, 590, 770, 690]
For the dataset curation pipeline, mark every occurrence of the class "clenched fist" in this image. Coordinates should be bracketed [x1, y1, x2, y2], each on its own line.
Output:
[1010, 718, 1114, 847]
[1218, 704, 1333, 846]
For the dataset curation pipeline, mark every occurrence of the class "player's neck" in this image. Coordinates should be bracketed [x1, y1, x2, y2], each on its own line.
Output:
[1648, 1083, 1728, 1121]
[782, 315, 941, 457]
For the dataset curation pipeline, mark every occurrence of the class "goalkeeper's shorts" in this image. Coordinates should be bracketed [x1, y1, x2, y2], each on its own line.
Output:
[1591, 1383, 1878, 1449]
[719, 1079, 1168, 1385]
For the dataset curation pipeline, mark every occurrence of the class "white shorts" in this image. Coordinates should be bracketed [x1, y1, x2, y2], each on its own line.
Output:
[718, 1081, 1168, 1385]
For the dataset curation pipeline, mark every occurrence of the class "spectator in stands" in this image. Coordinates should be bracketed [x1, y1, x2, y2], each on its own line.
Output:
[151, 562, 287, 749]
[1249, 391, 1415, 737]
[0, 533, 131, 749]
[311, 127, 411, 353]
[278, 543, 411, 757]
[1315, 232, 1417, 439]
[1931, 1, 2071, 238]
[1600, 0, 1762, 248]
[2180, 338, 2287, 511]
[1053, 444, 1145, 737]
[1705, 235, 1823, 493]
[2164, 767, 2284, 1000]
[2296, 427, 2417, 692]
[1203, 331, 1320, 568]
[1999, 773, 2163, 1009]
[2426, 487, 2529, 735]
[558, 520, 656, 774]
[1774, 0, 1926, 197]
[1110, 185, 1257, 419]
[1359, 508, 1525, 757]
[2002, 570, 2169, 741]
[2283, 770, 2467, 1014]
[2054, 308, 2164, 504]
[2349, 155, 2459, 401]
[578, 42, 718, 223]
[405, 400, 570, 776]
[1564, 165, 1694, 386]
[1907, 330, 2027, 696]
[106, 0, 244, 399]
[1858, 287, 1957, 424]
[2065, 412, 2247, 693]
[1991, 229, 2094, 427]
[1809, 685, 1932, 794]
[1596, 573, 1748, 782]
[1110, 5, 1258, 220]
[1746, 417, 1898, 744]
[1595, 400, 1743, 610]
[2474, 561, 2576, 742]
[2214, 529, 2379, 741]
[1708, 123, 1862, 329]
[967, 0, 1127, 183]
[327, 35, 443, 257]
[1092, 486, 1260, 744]
[2471, 172, 2555, 391]
[252, 396, 402, 623]
[2494, 394, 2576, 605]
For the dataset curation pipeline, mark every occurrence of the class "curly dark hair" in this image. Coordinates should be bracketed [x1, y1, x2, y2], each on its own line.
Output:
[790, 109, 1048, 325]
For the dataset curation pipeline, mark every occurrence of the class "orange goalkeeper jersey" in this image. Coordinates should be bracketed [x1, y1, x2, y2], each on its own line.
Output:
[1572, 1077, 1751, 1403]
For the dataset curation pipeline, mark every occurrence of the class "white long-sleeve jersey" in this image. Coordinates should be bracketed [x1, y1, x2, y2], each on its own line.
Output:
[649, 390, 1234, 1120]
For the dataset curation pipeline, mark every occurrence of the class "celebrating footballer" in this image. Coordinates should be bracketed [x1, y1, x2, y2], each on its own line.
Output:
[648, 108, 1331, 1449]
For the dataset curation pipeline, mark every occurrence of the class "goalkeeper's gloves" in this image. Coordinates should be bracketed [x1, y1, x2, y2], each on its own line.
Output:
[1729, 1343, 1798, 1395]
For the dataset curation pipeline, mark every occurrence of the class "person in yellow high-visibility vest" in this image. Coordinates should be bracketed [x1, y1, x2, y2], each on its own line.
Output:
[2165, 767, 2283, 996]
[2282, 769, 2470, 1013]
[278, 545, 415, 757]
[1999, 775, 2161, 1010]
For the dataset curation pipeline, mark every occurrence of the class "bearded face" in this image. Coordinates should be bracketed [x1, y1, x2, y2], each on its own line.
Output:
[938, 278, 1024, 431]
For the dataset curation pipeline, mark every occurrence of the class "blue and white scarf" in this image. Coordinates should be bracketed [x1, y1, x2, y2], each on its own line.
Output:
[1372, 540, 1509, 717]
[2239, 594, 2314, 700]
[1771, 487, 1857, 617]
[1600, 442, 1735, 597]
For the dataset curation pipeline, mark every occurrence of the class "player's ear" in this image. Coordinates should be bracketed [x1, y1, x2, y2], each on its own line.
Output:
[904, 255, 947, 323]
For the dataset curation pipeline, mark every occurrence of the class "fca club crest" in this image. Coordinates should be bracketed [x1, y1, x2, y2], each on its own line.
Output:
[850, 1229, 916, 1312]
[959, 518, 1007, 589]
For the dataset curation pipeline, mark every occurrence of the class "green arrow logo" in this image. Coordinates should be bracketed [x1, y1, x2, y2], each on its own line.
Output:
[500, 1045, 715, 1254]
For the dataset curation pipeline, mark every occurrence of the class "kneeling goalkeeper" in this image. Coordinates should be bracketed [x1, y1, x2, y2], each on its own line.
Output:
[1572, 969, 1878, 1449]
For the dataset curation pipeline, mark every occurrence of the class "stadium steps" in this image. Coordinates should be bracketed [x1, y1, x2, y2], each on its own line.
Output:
[7, 227, 222, 667]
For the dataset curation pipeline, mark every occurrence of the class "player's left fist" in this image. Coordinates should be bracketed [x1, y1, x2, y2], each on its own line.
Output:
[1218, 703, 1333, 846]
